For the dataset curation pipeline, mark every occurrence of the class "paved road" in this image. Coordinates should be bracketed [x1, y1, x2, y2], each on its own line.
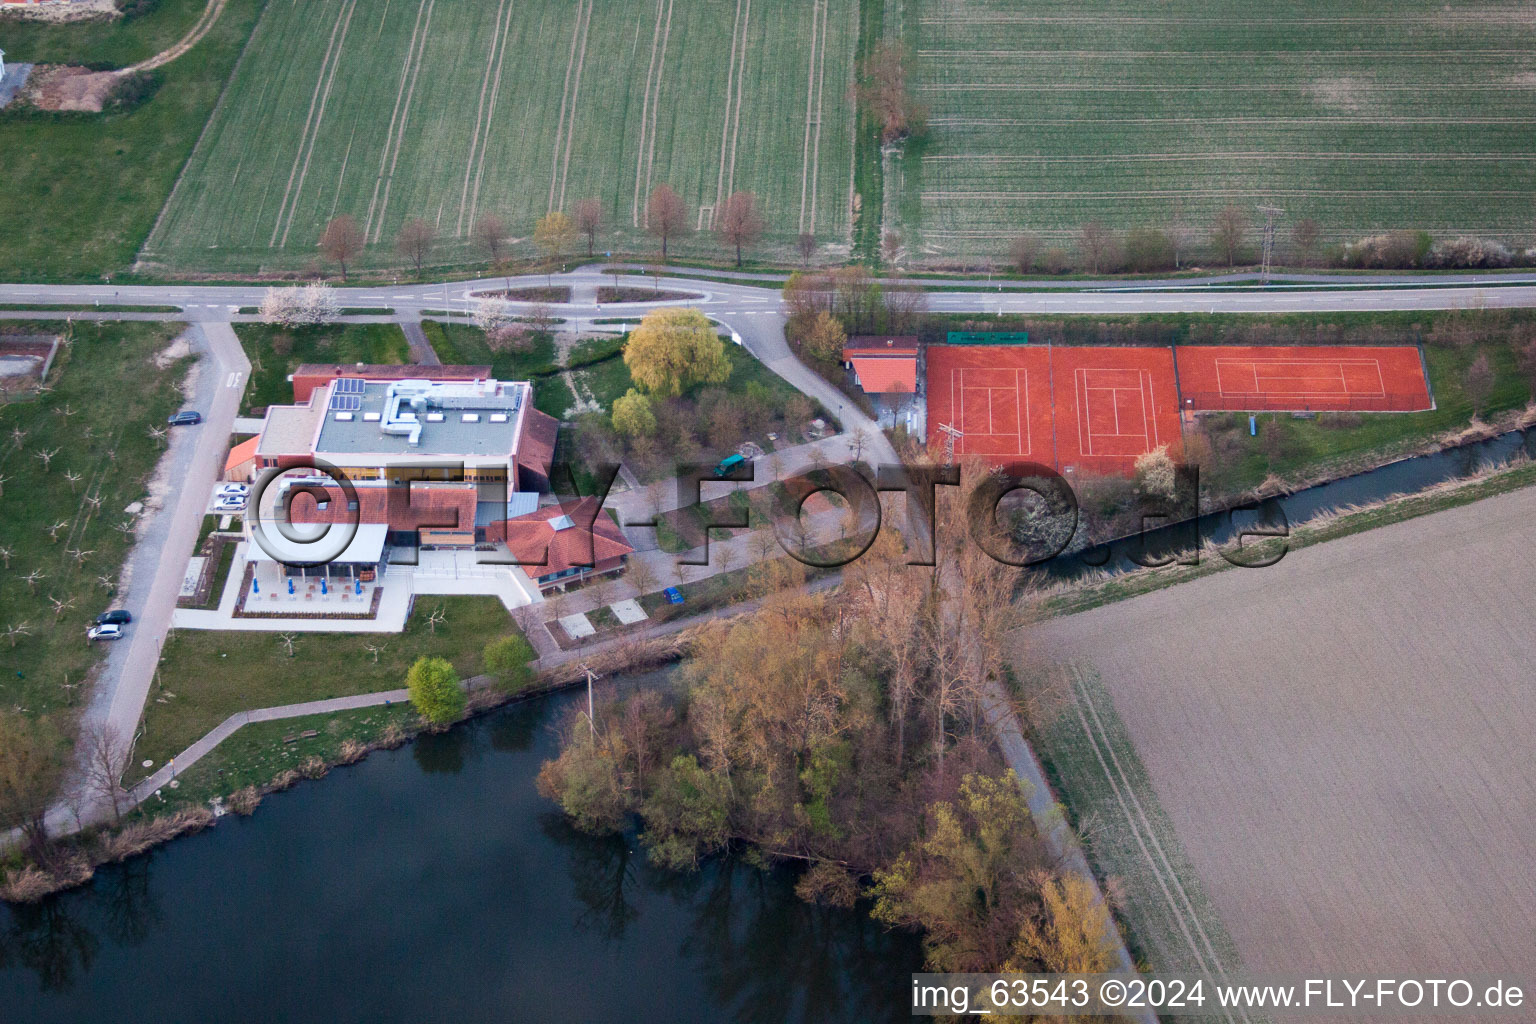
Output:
[7, 266, 1536, 321]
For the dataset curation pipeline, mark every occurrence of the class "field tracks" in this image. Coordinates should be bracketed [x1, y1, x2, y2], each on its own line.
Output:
[269, 0, 358, 248]
[1066, 663, 1251, 1023]
[547, 0, 593, 215]
[365, 0, 436, 244]
[466, 0, 516, 234]
[637, 0, 676, 227]
[798, 0, 829, 233]
[457, 0, 511, 236]
[714, 0, 753, 216]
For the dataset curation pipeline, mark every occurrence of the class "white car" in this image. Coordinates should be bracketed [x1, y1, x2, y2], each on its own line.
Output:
[216, 483, 250, 499]
[87, 623, 124, 641]
[213, 496, 247, 513]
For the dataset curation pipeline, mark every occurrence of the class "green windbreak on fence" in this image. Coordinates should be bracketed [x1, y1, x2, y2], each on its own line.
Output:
[946, 332, 1030, 345]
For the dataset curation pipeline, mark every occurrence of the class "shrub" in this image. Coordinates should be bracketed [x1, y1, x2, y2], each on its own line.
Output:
[1340, 230, 1432, 269]
[484, 633, 537, 694]
[1134, 445, 1177, 499]
[1425, 237, 1514, 269]
[226, 786, 261, 816]
[1038, 247, 1071, 274]
[1123, 227, 1176, 273]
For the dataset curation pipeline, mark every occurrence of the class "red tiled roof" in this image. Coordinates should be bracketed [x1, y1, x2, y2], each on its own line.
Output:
[844, 335, 919, 358]
[490, 497, 633, 574]
[516, 407, 558, 483]
[285, 483, 477, 532]
[224, 435, 260, 473]
[850, 355, 917, 393]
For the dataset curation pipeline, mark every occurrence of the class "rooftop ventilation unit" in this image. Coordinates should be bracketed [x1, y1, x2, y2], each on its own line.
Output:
[426, 412, 445, 423]
[489, 413, 508, 423]
[363, 412, 381, 422]
[462, 413, 480, 423]
[334, 412, 354, 421]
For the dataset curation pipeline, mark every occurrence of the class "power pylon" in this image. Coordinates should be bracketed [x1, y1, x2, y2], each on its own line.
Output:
[1257, 204, 1285, 285]
[937, 422, 963, 462]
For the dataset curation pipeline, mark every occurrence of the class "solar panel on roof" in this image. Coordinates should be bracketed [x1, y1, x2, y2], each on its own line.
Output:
[335, 377, 365, 394]
[329, 394, 362, 412]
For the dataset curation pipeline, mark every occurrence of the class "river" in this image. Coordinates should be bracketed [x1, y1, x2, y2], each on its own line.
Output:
[0, 674, 922, 1022]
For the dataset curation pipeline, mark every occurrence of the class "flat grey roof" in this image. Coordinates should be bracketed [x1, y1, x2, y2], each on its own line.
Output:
[312, 379, 528, 458]
[256, 402, 322, 458]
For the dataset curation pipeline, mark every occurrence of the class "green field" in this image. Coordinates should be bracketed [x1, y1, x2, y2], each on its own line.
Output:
[143, 0, 859, 275]
[895, 0, 1536, 263]
[0, 321, 191, 732]
[0, 0, 264, 281]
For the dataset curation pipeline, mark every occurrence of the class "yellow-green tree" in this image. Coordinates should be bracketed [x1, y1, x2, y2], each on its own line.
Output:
[534, 211, 577, 280]
[623, 307, 731, 397]
[803, 310, 847, 362]
[406, 656, 464, 726]
[1005, 871, 1119, 973]
[611, 388, 657, 437]
[870, 772, 1047, 971]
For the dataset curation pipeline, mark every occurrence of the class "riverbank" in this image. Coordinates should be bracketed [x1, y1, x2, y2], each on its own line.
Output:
[0, 607, 707, 903]
[1040, 453, 1536, 617]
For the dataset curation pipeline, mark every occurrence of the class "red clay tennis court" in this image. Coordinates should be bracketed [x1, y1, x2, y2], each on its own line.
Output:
[925, 345, 1183, 475]
[925, 345, 1054, 461]
[1052, 346, 1184, 475]
[1176, 345, 1432, 412]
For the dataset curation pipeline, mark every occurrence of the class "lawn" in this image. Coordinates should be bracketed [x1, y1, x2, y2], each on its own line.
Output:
[233, 321, 409, 414]
[0, 0, 265, 281]
[421, 320, 558, 380]
[146, 703, 419, 811]
[0, 321, 192, 732]
[896, 0, 1536, 264]
[135, 595, 518, 780]
[140, 0, 859, 275]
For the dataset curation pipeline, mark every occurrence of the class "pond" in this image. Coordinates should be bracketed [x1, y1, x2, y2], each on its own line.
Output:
[0, 674, 923, 1023]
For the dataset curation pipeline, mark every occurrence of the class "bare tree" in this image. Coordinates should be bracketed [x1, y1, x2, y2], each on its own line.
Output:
[472, 212, 508, 272]
[856, 41, 927, 143]
[1169, 200, 1194, 270]
[34, 447, 60, 472]
[646, 184, 690, 260]
[716, 191, 765, 267]
[81, 721, 130, 823]
[1292, 217, 1322, 268]
[1009, 233, 1041, 275]
[319, 215, 365, 281]
[1211, 204, 1248, 267]
[0, 544, 11, 568]
[396, 218, 437, 278]
[1078, 222, 1114, 274]
[2, 622, 29, 648]
[363, 641, 386, 664]
[1465, 351, 1495, 418]
[46, 520, 69, 543]
[63, 469, 82, 490]
[573, 199, 604, 257]
[797, 232, 817, 266]
[427, 604, 446, 634]
[881, 230, 904, 267]
[277, 632, 298, 658]
[22, 569, 46, 593]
